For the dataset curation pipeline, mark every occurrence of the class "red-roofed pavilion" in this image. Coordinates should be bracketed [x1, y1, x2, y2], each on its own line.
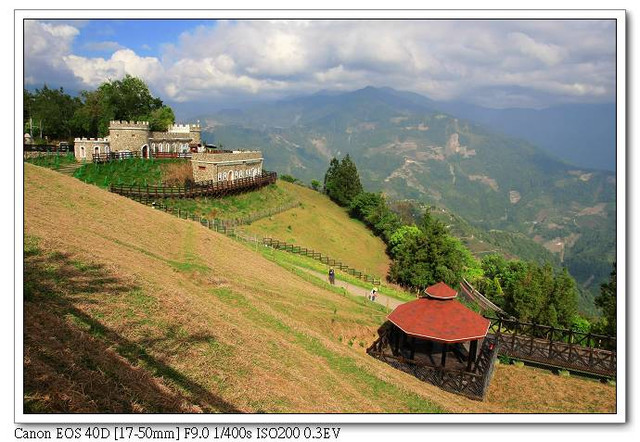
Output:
[386, 282, 491, 371]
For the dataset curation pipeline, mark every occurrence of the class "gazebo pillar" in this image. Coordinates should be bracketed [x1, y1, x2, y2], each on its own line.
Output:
[410, 337, 416, 360]
[441, 343, 448, 367]
[466, 339, 479, 371]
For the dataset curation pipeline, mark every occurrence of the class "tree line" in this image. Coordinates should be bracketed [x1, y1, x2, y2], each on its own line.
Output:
[24, 75, 175, 143]
[322, 155, 616, 335]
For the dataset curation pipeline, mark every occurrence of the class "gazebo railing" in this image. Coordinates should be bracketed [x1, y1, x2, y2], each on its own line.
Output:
[367, 325, 500, 401]
[485, 316, 616, 377]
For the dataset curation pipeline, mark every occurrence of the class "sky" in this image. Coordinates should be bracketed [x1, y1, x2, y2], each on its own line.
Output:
[23, 19, 617, 110]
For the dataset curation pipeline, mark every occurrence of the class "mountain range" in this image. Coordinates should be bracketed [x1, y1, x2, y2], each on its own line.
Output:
[195, 86, 617, 314]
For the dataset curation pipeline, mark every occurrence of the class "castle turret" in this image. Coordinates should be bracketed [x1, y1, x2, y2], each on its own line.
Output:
[108, 120, 150, 154]
[189, 121, 202, 145]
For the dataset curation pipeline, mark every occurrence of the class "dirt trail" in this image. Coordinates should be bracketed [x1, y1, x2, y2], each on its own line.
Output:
[293, 266, 405, 311]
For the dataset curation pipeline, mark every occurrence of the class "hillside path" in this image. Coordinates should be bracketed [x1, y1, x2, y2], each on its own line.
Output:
[292, 266, 405, 311]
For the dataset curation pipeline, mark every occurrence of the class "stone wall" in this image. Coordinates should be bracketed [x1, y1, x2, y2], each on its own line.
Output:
[191, 151, 263, 183]
[109, 121, 150, 153]
[73, 138, 110, 162]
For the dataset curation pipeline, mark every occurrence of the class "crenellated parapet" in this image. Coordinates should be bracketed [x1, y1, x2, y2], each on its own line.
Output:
[109, 120, 150, 130]
[74, 137, 110, 143]
[168, 123, 192, 133]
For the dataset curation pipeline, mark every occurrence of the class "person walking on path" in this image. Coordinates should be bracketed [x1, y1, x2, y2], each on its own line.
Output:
[328, 268, 335, 285]
[369, 287, 378, 302]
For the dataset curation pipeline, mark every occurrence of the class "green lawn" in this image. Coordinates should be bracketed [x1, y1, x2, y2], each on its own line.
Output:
[73, 158, 184, 188]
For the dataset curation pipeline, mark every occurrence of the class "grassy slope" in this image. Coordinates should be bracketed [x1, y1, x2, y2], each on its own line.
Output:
[163, 182, 298, 220]
[244, 181, 391, 278]
[23, 164, 616, 414]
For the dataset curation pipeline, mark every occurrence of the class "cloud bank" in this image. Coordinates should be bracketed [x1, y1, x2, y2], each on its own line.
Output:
[24, 19, 616, 108]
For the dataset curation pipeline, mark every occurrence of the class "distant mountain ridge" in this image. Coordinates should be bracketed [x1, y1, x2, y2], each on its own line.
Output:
[199, 86, 616, 314]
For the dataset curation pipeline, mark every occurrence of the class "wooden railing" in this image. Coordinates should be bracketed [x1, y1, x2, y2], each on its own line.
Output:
[486, 316, 616, 377]
[367, 325, 500, 401]
[262, 237, 382, 286]
[109, 171, 277, 199]
[92, 151, 192, 163]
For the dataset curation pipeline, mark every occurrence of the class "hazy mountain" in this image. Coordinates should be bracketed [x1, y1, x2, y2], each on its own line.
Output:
[435, 101, 617, 172]
[200, 86, 616, 313]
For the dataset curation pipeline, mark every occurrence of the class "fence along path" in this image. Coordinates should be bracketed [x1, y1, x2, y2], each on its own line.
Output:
[485, 316, 616, 377]
[262, 238, 381, 286]
[459, 281, 616, 377]
[142, 199, 301, 230]
[127, 197, 381, 286]
[459, 278, 511, 318]
[110, 171, 277, 199]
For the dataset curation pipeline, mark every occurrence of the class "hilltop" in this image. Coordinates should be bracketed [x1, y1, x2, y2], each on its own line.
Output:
[23, 164, 615, 413]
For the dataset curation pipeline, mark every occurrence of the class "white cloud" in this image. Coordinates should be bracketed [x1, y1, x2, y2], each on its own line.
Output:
[64, 49, 164, 88]
[24, 20, 79, 86]
[23, 19, 616, 108]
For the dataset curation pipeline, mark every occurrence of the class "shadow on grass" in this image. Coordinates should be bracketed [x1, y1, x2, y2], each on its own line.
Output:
[24, 241, 241, 414]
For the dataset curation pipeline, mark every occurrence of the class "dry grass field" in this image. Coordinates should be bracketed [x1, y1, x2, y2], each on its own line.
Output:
[245, 181, 391, 278]
[22, 164, 616, 414]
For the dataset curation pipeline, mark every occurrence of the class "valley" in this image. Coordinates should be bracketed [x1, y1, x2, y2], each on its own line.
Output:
[201, 87, 616, 314]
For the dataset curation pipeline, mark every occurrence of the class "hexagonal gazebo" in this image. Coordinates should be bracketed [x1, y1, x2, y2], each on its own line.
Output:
[386, 282, 491, 371]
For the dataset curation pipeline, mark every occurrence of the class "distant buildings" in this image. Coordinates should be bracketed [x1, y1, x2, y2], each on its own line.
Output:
[73, 120, 202, 162]
[72, 120, 264, 185]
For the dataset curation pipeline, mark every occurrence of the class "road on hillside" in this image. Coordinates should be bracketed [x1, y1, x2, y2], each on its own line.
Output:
[293, 266, 405, 311]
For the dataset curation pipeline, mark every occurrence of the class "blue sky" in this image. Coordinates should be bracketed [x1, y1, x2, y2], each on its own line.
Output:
[24, 19, 617, 110]
[66, 20, 216, 58]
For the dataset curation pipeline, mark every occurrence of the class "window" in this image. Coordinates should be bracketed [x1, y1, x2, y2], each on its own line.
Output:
[198, 166, 206, 171]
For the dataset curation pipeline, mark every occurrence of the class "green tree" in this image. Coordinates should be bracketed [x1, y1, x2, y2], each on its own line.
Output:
[24, 85, 82, 140]
[71, 75, 171, 137]
[98, 75, 163, 122]
[388, 210, 472, 289]
[149, 106, 176, 132]
[310, 179, 321, 191]
[595, 262, 616, 336]
[323, 155, 363, 206]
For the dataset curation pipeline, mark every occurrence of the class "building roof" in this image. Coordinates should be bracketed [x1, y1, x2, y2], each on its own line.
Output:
[424, 282, 458, 299]
[387, 297, 491, 343]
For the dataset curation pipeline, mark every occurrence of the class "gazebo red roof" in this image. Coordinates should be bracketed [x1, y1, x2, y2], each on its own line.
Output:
[387, 298, 491, 343]
[424, 282, 458, 299]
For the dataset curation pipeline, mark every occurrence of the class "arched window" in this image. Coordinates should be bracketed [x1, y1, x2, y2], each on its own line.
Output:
[80, 146, 85, 158]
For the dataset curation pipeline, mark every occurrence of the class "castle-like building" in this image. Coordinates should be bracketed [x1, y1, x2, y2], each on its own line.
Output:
[73, 120, 265, 184]
[73, 120, 202, 161]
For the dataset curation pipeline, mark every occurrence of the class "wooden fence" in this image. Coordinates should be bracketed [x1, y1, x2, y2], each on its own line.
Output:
[262, 237, 381, 286]
[486, 316, 616, 377]
[459, 278, 511, 317]
[93, 151, 192, 163]
[366, 324, 500, 401]
[109, 171, 277, 199]
[142, 199, 301, 229]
